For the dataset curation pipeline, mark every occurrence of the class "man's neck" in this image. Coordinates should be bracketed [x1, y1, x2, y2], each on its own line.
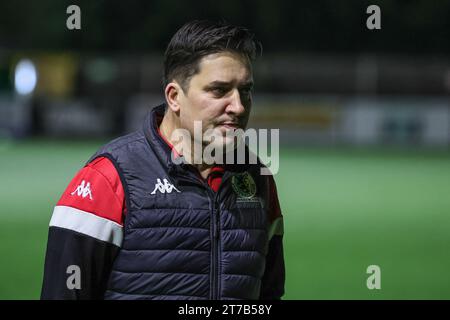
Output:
[159, 112, 215, 179]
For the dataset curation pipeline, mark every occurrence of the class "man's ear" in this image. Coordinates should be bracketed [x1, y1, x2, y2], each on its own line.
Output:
[165, 82, 183, 113]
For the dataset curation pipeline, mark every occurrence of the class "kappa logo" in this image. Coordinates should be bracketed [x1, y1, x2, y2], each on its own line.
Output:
[151, 178, 181, 195]
[70, 180, 93, 200]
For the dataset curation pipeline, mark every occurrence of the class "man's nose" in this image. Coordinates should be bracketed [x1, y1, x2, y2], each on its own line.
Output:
[227, 89, 246, 115]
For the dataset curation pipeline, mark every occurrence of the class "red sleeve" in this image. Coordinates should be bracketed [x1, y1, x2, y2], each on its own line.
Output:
[57, 156, 126, 225]
[41, 157, 126, 299]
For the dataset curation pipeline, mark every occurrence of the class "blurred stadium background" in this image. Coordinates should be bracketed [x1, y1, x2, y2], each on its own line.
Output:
[1, 0, 450, 299]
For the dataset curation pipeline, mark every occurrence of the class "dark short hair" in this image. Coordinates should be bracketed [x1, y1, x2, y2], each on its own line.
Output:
[163, 20, 259, 92]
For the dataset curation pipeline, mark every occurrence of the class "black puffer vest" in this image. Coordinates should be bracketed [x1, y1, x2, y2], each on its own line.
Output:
[90, 104, 272, 300]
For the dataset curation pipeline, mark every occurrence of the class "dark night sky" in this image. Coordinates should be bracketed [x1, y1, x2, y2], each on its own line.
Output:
[0, 0, 449, 54]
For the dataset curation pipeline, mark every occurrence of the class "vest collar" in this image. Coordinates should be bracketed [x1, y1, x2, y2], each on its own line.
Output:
[143, 103, 177, 171]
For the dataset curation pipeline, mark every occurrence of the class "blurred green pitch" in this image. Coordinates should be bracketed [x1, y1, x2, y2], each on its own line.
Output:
[1, 139, 450, 299]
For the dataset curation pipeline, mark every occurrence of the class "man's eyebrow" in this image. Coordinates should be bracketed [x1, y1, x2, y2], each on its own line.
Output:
[204, 80, 254, 90]
[204, 81, 233, 89]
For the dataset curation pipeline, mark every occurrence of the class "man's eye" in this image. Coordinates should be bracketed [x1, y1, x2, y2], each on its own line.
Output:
[212, 88, 228, 96]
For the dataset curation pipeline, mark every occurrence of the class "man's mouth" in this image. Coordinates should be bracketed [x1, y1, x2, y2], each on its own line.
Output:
[219, 122, 240, 130]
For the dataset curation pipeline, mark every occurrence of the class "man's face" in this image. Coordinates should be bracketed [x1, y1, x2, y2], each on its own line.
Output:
[177, 51, 253, 148]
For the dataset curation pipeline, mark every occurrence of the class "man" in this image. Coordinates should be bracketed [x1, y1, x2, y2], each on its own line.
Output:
[41, 20, 285, 300]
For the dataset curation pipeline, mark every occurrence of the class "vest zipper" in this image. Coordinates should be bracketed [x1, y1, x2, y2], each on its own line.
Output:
[174, 167, 231, 300]
[211, 201, 219, 300]
[211, 172, 232, 300]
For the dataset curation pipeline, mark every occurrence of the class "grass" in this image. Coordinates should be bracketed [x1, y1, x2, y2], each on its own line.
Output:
[279, 147, 450, 299]
[1, 139, 450, 299]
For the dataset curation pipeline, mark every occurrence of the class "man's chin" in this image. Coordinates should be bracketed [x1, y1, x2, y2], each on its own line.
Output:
[209, 137, 244, 151]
